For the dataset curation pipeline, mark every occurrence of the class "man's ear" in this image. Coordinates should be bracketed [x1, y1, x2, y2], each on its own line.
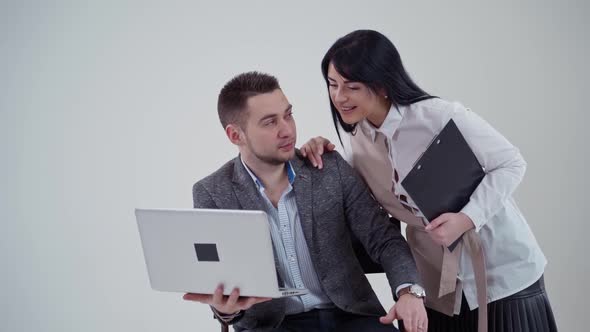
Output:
[225, 124, 244, 146]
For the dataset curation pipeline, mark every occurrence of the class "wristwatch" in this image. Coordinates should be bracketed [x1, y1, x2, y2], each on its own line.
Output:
[398, 284, 426, 299]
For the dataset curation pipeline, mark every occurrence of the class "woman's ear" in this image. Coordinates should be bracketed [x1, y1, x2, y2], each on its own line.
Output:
[377, 86, 388, 99]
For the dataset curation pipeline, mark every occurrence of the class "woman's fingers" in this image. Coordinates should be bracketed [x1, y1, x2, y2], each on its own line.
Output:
[301, 136, 335, 169]
[425, 213, 451, 230]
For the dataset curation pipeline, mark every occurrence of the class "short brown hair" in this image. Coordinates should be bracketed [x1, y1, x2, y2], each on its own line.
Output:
[217, 72, 280, 129]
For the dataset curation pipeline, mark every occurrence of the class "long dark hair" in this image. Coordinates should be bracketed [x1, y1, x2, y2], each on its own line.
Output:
[321, 29, 434, 145]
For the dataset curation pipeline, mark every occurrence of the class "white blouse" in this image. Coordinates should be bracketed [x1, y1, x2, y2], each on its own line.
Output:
[341, 97, 547, 312]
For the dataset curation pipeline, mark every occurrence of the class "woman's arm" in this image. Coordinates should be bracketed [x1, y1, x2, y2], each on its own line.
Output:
[452, 104, 527, 231]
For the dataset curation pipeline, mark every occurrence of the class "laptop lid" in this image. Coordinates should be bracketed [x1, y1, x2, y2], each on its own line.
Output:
[135, 208, 302, 298]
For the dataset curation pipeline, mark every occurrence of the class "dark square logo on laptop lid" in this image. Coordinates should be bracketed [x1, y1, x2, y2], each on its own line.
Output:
[194, 243, 220, 262]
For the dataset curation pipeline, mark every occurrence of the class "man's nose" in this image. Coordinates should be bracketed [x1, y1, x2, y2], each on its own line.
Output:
[278, 119, 295, 137]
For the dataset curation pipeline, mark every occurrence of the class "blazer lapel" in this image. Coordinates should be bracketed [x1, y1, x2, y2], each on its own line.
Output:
[231, 156, 267, 212]
[290, 157, 315, 253]
[231, 156, 287, 288]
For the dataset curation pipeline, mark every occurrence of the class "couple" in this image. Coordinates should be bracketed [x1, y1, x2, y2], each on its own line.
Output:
[184, 30, 556, 332]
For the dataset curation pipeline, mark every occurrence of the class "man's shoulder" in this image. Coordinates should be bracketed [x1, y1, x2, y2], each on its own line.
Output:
[192, 158, 236, 193]
[292, 149, 352, 184]
[294, 149, 345, 169]
[322, 149, 345, 164]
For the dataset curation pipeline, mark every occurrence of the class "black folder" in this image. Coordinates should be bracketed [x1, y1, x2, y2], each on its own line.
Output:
[401, 119, 485, 251]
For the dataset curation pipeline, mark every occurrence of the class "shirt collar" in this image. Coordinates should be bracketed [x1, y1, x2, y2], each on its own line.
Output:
[240, 157, 296, 190]
[359, 103, 405, 142]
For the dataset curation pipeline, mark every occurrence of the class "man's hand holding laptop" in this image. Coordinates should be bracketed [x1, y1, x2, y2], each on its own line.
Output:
[183, 283, 271, 316]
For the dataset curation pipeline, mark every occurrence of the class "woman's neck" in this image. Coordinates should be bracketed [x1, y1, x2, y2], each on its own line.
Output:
[366, 99, 392, 129]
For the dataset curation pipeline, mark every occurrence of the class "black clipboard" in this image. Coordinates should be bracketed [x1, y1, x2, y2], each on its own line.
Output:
[401, 119, 485, 251]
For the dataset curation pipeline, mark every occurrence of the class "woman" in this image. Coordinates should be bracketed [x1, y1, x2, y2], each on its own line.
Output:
[301, 29, 557, 332]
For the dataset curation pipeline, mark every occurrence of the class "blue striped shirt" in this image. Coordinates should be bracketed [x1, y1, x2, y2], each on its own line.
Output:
[241, 159, 333, 314]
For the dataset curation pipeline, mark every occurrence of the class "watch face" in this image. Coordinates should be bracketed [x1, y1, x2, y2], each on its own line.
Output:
[410, 284, 426, 297]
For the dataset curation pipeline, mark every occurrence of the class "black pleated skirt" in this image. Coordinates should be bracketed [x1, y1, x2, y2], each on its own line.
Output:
[424, 275, 558, 332]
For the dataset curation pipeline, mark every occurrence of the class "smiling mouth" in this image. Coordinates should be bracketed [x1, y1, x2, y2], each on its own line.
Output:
[339, 106, 356, 113]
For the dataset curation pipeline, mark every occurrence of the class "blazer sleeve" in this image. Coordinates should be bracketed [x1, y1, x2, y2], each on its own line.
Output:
[332, 152, 420, 294]
[192, 182, 218, 209]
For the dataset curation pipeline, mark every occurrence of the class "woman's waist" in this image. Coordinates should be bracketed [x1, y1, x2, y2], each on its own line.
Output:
[406, 229, 546, 271]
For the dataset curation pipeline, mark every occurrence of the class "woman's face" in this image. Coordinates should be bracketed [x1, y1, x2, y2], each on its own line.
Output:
[327, 62, 382, 125]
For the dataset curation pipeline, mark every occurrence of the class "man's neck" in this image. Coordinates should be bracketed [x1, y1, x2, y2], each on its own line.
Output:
[241, 154, 288, 191]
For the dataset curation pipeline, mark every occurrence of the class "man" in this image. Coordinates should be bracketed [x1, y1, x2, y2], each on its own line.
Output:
[183, 72, 428, 332]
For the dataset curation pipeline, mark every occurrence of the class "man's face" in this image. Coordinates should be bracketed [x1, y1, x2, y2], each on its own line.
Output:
[240, 89, 296, 165]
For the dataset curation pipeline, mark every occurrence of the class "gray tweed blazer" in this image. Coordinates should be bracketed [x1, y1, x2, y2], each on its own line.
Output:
[192, 151, 418, 331]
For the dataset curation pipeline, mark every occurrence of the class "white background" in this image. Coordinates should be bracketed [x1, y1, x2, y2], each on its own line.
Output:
[1, 1, 588, 331]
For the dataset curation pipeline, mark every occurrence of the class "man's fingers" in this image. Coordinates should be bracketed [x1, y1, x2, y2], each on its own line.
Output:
[182, 293, 211, 303]
[397, 311, 415, 332]
[407, 310, 428, 332]
[327, 143, 336, 151]
[182, 288, 271, 315]
[225, 288, 240, 308]
[379, 315, 394, 325]
[406, 316, 418, 332]
[417, 318, 428, 332]
[379, 306, 397, 325]
[212, 284, 224, 306]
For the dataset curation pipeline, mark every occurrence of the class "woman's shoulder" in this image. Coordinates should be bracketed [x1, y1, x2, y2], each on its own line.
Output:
[408, 97, 469, 115]
[402, 98, 471, 127]
[397, 97, 472, 133]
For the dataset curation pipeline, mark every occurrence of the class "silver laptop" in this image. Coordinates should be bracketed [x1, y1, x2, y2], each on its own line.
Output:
[135, 208, 308, 298]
